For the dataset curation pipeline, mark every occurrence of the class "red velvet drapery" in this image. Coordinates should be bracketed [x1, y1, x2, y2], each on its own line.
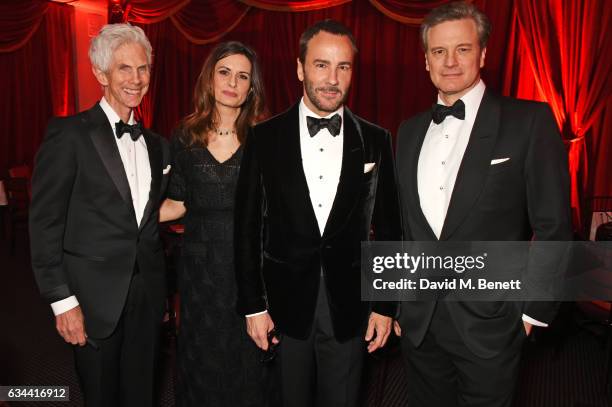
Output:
[511, 0, 612, 230]
[0, 1, 75, 172]
[130, 0, 514, 137]
[238, 0, 351, 12]
[0, 0, 48, 52]
[369, 0, 465, 24]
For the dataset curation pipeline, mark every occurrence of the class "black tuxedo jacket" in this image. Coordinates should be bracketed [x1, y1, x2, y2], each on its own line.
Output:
[30, 103, 170, 338]
[396, 90, 572, 358]
[235, 103, 402, 342]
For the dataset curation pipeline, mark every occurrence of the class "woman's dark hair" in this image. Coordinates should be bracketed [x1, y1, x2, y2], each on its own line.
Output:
[181, 41, 265, 146]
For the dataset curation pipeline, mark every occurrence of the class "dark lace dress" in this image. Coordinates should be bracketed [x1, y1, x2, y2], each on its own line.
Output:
[168, 134, 270, 407]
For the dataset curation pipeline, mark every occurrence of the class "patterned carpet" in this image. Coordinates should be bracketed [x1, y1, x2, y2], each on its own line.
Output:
[1, 236, 611, 407]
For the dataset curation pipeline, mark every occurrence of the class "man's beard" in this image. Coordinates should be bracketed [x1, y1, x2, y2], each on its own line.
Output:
[303, 76, 347, 114]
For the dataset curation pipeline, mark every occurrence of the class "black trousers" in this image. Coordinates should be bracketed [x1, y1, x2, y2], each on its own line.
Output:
[276, 277, 365, 407]
[73, 269, 162, 407]
[400, 303, 522, 407]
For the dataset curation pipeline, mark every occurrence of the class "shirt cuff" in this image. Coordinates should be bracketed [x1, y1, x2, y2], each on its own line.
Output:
[522, 314, 548, 327]
[245, 310, 268, 318]
[51, 296, 79, 316]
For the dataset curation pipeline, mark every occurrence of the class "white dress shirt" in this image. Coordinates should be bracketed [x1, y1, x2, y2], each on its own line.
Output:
[245, 98, 345, 318]
[299, 98, 344, 235]
[417, 80, 546, 328]
[101, 97, 151, 226]
[418, 80, 485, 239]
[50, 97, 151, 316]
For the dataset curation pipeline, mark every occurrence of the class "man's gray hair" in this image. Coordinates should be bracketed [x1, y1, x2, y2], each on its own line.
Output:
[89, 23, 152, 72]
[420, 1, 491, 51]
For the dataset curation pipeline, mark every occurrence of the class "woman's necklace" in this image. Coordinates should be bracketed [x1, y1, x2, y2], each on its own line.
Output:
[215, 128, 236, 137]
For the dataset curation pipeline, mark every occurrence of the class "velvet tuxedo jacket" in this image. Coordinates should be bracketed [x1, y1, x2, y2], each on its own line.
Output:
[395, 90, 572, 358]
[235, 102, 402, 342]
[30, 103, 170, 338]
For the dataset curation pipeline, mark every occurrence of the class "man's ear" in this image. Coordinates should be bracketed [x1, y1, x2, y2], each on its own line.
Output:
[480, 47, 487, 68]
[297, 57, 304, 82]
[92, 66, 109, 87]
[425, 53, 430, 72]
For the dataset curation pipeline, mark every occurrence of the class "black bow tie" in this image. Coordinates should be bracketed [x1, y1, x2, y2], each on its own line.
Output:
[306, 114, 342, 137]
[115, 120, 143, 141]
[432, 99, 465, 124]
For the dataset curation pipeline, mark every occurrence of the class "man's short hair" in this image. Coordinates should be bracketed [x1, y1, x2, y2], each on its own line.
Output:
[89, 23, 153, 72]
[420, 1, 491, 50]
[298, 19, 357, 63]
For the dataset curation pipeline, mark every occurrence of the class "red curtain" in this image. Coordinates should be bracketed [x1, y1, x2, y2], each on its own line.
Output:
[369, 0, 462, 24]
[0, 0, 608, 232]
[126, 0, 250, 45]
[588, 99, 612, 200]
[0, 0, 48, 52]
[238, 0, 350, 12]
[0, 1, 75, 173]
[511, 0, 612, 231]
[132, 0, 513, 138]
[124, 0, 189, 23]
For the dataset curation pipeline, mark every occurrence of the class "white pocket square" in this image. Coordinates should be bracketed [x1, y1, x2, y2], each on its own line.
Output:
[162, 165, 171, 174]
[364, 163, 376, 173]
[490, 158, 510, 165]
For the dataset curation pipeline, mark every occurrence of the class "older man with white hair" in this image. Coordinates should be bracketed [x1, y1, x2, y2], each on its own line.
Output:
[30, 23, 169, 406]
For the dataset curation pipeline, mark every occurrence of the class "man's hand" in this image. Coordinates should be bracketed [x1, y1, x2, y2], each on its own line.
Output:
[246, 313, 277, 351]
[365, 312, 392, 353]
[55, 305, 87, 346]
[523, 321, 533, 336]
[393, 320, 402, 337]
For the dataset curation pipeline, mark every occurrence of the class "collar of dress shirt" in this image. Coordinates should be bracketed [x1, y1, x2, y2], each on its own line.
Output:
[436, 79, 486, 123]
[99, 97, 136, 136]
[299, 97, 344, 129]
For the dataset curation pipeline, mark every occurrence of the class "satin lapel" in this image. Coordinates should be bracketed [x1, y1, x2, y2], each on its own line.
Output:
[88, 104, 136, 222]
[140, 131, 162, 230]
[440, 91, 500, 240]
[411, 112, 438, 240]
[281, 103, 320, 237]
[323, 107, 363, 238]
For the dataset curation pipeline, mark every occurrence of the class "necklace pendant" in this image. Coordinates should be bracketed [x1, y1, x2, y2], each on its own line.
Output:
[216, 128, 236, 136]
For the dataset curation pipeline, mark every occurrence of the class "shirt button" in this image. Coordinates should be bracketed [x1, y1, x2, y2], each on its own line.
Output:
[318, 204, 322, 208]
[319, 175, 323, 180]
[320, 148, 324, 152]
[439, 186, 444, 190]
[441, 161, 446, 165]
[445, 135, 449, 139]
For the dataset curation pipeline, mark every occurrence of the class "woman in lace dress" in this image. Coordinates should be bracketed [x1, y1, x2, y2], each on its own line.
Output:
[160, 41, 270, 406]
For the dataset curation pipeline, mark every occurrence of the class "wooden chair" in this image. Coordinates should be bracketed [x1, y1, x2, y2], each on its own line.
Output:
[4, 177, 30, 254]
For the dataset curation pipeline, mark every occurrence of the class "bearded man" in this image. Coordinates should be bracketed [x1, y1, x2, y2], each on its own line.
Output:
[234, 19, 402, 407]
